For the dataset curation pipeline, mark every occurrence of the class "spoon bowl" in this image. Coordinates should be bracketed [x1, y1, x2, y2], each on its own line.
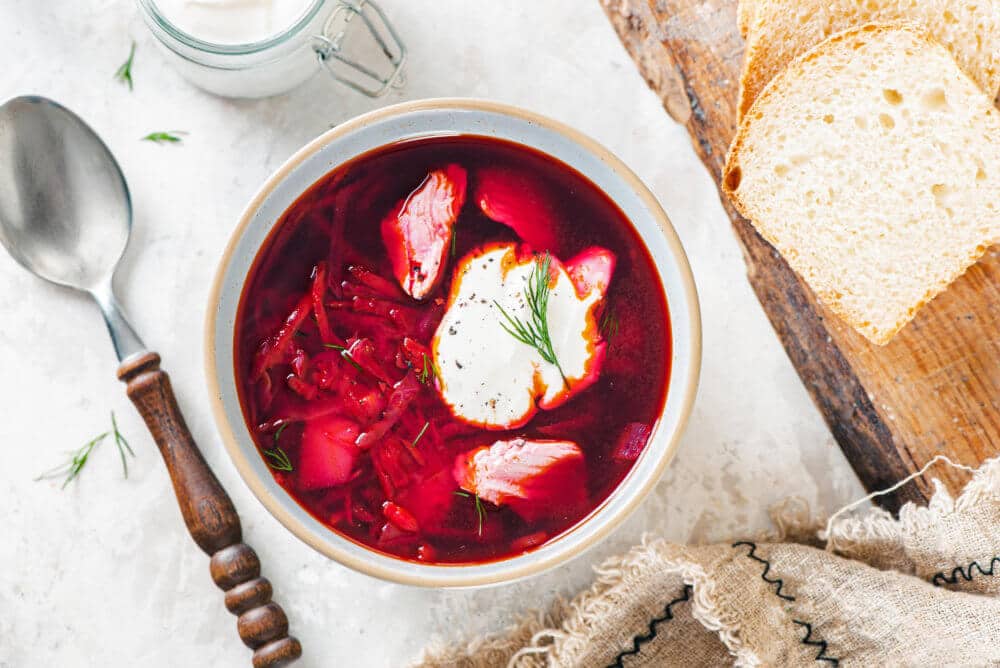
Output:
[0, 96, 131, 292]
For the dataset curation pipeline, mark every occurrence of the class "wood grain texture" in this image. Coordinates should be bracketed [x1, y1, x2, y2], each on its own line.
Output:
[602, 0, 999, 507]
[119, 352, 302, 667]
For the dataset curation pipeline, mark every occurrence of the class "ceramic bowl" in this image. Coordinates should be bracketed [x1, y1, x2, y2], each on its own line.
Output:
[205, 98, 701, 587]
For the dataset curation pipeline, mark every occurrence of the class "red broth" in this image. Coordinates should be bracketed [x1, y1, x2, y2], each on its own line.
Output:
[235, 136, 671, 564]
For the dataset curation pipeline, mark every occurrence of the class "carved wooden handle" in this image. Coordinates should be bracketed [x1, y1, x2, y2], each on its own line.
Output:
[118, 352, 302, 667]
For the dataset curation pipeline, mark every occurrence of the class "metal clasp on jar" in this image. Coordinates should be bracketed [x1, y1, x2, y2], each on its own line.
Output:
[312, 0, 406, 97]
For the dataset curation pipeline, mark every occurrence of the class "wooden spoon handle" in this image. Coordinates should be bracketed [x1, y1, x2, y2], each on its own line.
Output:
[118, 352, 302, 668]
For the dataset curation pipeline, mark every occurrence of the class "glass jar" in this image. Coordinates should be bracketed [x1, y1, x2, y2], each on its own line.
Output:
[136, 0, 405, 99]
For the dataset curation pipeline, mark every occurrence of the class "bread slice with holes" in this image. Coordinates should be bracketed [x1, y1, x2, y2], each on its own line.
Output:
[724, 24, 1000, 345]
[737, 0, 1000, 118]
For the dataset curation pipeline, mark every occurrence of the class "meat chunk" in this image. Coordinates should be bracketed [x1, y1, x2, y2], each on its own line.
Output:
[453, 438, 587, 521]
[381, 165, 467, 299]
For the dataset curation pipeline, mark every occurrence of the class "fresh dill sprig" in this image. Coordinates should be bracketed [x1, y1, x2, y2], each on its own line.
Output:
[344, 353, 364, 374]
[493, 252, 568, 388]
[111, 411, 136, 478]
[36, 433, 107, 488]
[115, 42, 136, 90]
[36, 412, 134, 488]
[142, 131, 187, 144]
[274, 422, 289, 443]
[599, 306, 619, 343]
[263, 448, 293, 472]
[453, 490, 487, 536]
[417, 353, 437, 385]
[323, 342, 364, 374]
[410, 421, 429, 450]
[263, 424, 294, 472]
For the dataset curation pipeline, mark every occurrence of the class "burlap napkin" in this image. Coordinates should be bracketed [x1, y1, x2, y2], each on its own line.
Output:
[418, 457, 1000, 667]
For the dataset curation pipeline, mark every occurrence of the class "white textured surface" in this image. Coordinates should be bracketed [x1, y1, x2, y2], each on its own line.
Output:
[0, 1, 865, 666]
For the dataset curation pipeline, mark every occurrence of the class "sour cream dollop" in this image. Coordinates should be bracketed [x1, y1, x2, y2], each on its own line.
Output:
[432, 243, 611, 430]
[155, 0, 315, 44]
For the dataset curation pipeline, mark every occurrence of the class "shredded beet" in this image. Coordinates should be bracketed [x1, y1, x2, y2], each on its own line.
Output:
[345, 337, 394, 385]
[310, 262, 337, 344]
[354, 373, 421, 450]
[343, 264, 404, 300]
[382, 501, 419, 532]
[612, 422, 652, 462]
[252, 290, 313, 379]
[286, 374, 318, 401]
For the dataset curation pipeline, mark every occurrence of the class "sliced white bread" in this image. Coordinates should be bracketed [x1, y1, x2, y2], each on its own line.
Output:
[724, 25, 1000, 345]
[737, 0, 1000, 118]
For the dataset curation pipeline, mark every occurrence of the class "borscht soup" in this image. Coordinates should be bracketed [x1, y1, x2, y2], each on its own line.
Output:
[235, 136, 671, 565]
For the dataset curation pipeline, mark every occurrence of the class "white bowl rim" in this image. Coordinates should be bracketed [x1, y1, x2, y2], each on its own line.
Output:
[204, 98, 701, 588]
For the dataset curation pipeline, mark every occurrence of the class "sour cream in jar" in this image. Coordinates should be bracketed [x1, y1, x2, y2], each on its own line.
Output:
[137, 0, 405, 98]
[152, 0, 314, 45]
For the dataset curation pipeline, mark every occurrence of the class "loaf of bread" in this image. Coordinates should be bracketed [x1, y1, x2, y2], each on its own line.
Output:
[724, 25, 1000, 345]
[737, 0, 1000, 118]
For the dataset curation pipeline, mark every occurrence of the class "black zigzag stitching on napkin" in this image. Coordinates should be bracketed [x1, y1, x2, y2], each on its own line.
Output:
[932, 557, 1000, 586]
[732, 541, 839, 666]
[793, 620, 839, 666]
[731, 541, 795, 601]
[606, 584, 692, 668]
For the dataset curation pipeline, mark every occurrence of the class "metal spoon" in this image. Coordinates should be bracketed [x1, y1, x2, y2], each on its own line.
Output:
[0, 96, 301, 668]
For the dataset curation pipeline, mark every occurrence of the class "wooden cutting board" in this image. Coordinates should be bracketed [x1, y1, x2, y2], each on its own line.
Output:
[602, 0, 1000, 509]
